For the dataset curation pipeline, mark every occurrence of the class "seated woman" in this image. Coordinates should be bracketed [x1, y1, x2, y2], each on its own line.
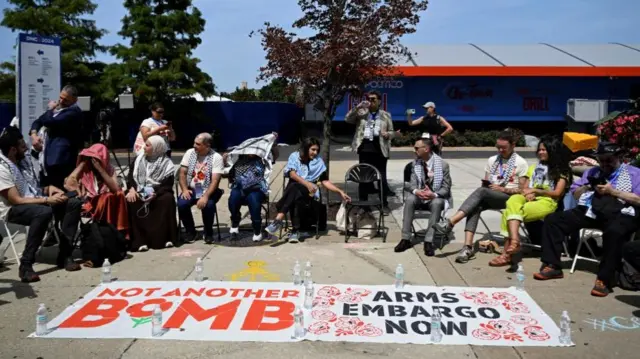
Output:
[228, 154, 269, 242]
[265, 137, 351, 243]
[491, 135, 571, 266]
[64, 143, 128, 233]
[126, 135, 177, 251]
[433, 130, 529, 264]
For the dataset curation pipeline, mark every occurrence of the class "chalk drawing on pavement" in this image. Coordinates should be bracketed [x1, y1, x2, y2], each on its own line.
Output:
[227, 260, 280, 282]
[583, 316, 640, 332]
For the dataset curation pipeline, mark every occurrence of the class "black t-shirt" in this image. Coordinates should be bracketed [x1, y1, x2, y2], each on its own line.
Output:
[420, 114, 444, 136]
[358, 136, 382, 154]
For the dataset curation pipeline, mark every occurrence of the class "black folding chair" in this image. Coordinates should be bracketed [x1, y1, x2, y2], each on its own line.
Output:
[280, 172, 322, 240]
[344, 163, 386, 243]
[174, 174, 222, 241]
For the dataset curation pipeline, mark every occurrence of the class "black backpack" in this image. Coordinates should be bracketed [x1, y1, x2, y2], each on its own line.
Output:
[616, 259, 640, 291]
[79, 221, 127, 267]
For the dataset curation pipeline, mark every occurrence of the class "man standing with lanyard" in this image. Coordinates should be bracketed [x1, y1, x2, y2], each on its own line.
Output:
[345, 90, 398, 212]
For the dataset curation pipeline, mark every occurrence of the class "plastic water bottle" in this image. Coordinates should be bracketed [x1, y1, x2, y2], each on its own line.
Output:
[559, 310, 572, 345]
[303, 261, 312, 286]
[195, 257, 204, 282]
[304, 280, 314, 309]
[101, 259, 112, 284]
[395, 264, 404, 289]
[294, 306, 305, 338]
[35, 303, 48, 336]
[515, 263, 525, 291]
[151, 305, 163, 337]
[430, 307, 443, 343]
[293, 260, 302, 285]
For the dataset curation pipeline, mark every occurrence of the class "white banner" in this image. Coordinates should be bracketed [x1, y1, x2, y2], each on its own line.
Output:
[32, 281, 571, 346]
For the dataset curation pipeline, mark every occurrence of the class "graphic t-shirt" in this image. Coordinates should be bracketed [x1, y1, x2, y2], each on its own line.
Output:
[179, 149, 224, 190]
[133, 118, 170, 155]
[484, 154, 529, 189]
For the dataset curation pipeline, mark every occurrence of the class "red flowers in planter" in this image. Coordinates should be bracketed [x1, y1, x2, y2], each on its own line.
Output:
[598, 113, 640, 160]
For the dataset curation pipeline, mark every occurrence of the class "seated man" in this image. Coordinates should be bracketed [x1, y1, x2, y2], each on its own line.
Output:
[224, 133, 278, 242]
[395, 138, 452, 256]
[534, 142, 640, 297]
[178, 133, 224, 244]
[0, 127, 83, 282]
[433, 130, 529, 264]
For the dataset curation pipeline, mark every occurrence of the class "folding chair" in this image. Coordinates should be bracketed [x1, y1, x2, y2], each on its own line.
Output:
[280, 172, 323, 240]
[1, 219, 60, 265]
[401, 161, 453, 249]
[569, 230, 637, 274]
[344, 163, 386, 243]
[174, 171, 222, 241]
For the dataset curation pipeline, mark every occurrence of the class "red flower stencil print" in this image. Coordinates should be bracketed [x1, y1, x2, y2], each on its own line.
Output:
[337, 294, 363, 304]
[317, 286, 341, 298]
[311, 310, 337, 322]
[524, 325, 551, 341]
[308, 321, 331, 335]
[486, 320, 516, 334]
[502, 301, 530, 314]
[460, 291, 488, 300]
[474, 297, 500, 306]
[312, 296, 335, 308]
[472, 327, 501, 340]
[510, 315, 538, 326]
[491, 292, 518, 302]
[356, 323, 383, 337]
[344, 287, 372, 297]
[335, 317, 364, 332]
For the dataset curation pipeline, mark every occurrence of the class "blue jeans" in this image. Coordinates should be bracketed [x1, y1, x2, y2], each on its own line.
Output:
[228, 187, 265, 235]
[177, 188, 223, 236]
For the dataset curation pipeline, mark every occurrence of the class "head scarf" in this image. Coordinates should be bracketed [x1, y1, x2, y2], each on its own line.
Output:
[133, 135, 175, 188]
[77, 143, 114, 198]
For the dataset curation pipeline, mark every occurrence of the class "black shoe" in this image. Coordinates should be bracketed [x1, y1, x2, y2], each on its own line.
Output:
[394, 239, 413, 253]
[183, 232, 197, 244]
[19, 264, 40, 283]
[424, 242, 435, 257]
[58, 256, 80, 272]
[204, 235, 215, 244]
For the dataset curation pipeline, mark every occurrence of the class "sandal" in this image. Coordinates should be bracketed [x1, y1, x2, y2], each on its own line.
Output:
[489, 253, 511, 267]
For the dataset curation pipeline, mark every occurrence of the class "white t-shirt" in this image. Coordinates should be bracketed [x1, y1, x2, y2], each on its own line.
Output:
[0, 164, 15, 220]
[179, 149, 225, 190]
[484, 154, 529, 189]
[133, 118, 170, 155]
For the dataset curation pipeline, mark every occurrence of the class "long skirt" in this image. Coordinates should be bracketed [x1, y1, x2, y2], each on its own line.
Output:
[128, 192, 178, 250]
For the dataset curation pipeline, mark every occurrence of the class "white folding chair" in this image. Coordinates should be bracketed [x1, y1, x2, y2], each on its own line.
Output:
[1, 221, 24, 265]
[570, 229, 637, 274]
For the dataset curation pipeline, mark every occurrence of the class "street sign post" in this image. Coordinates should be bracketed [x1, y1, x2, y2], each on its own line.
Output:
[16, 33, 62, 141]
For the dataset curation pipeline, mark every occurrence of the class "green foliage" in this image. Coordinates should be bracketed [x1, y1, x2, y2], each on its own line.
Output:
[107, 0, 214, 104]
[0, 61, 15, 102]
[1, 0, 107, 98]
[220, 87, 259, 102]
[392, 129, 527, 147]
[259, 78, 295, 103]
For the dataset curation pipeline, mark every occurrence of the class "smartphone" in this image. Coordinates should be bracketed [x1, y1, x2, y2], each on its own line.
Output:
[166, 121, 172, 127]
[587, 176, 606, 189]
[64, 191, 78, 198]
[481, 179, 491, 188]
[407, 109, 416, 115]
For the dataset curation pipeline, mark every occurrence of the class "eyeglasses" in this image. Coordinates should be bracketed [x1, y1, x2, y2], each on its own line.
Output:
[414, 146, 426, 151]
[367, 97, 377, 102]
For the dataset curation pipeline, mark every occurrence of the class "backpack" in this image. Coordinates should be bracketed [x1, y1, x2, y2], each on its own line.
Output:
[79, 221, 127, 267]
[616, 259, 640, 291]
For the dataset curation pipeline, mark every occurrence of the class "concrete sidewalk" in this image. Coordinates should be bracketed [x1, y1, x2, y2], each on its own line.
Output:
[1, 158, 639, 359]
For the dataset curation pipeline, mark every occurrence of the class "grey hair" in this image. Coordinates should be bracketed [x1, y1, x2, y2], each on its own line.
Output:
[196, 132, 213, 147]
[62, 85, 78, 98]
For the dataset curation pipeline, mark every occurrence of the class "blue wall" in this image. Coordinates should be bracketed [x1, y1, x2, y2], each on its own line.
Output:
[334, 76, 640, 122]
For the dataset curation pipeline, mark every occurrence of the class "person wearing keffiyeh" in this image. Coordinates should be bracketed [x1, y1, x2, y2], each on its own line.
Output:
[395, 138, 452, 257]
[534, 141, 640, 298]
[433, 130, 529, 264]
[126, 135, 177, 251]
[492, 136, 571, 267]
[177, 133, 225, 244]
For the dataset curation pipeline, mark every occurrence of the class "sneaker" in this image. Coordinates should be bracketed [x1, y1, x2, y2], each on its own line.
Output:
[19, 265, 41, 283]
[252, 233, 263, 242]
[204, 235, 214, 244]
[183, 232, 197, 244]
[433, 221, 453, 235]
[288, 232, 300, 243]
[138, 245, 149, 252]
[533, 265, 564, 280]
[455, 245, 475, 264]
[424, 242, 435, 257]
[265, 220, 283, 235]
[165, 242, 174, 248]
[591, 280, 610, 297]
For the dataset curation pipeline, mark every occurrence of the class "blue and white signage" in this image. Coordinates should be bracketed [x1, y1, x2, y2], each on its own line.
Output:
[16, 33, 62, 139]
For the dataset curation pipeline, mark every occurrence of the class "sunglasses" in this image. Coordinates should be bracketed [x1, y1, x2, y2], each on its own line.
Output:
[367, 97, 377, 101]
[155, 109, 165, 114]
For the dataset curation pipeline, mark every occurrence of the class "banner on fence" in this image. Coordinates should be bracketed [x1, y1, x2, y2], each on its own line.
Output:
[32, 281, 569, 346]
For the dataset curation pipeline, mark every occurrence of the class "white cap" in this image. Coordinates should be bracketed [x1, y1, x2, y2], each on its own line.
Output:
[423, 101, 435, 108]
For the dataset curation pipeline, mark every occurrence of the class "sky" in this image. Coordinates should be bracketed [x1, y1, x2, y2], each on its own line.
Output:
[0, 0, 639, 93]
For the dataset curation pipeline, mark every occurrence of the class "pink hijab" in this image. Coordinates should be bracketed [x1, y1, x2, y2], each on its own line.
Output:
[77, 144, 114, 198]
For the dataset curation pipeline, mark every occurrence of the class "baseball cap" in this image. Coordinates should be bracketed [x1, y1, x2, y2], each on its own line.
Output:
[423, 101, 435, 108]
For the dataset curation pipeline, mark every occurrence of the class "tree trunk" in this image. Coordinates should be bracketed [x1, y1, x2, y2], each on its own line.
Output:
[322, 109, 332, 208]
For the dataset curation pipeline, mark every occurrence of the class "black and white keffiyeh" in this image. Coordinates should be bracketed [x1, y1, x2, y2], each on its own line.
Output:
[414, 154, 444, 191]
[363, 112, 381, 141]
[0, 153, 40, 198]
[490, 153, 517, 186]
[225, 133, 276, 181]
[133, 135, 175, 188]
[186, 149, 215, 189]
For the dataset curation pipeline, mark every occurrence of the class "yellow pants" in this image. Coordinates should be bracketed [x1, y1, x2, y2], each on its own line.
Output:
[500, 195, 558, 237]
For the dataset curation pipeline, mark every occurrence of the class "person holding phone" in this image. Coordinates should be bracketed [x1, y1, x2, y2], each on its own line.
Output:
[433, 130, 529, 264]
[406, 102, 454, 156]
[132, 102, 175, 156]
[534, 142, 640, 298]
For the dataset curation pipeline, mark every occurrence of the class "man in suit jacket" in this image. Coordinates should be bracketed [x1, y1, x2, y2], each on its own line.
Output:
[29, 85, 84, 189]
[395, 138, 452, 256]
